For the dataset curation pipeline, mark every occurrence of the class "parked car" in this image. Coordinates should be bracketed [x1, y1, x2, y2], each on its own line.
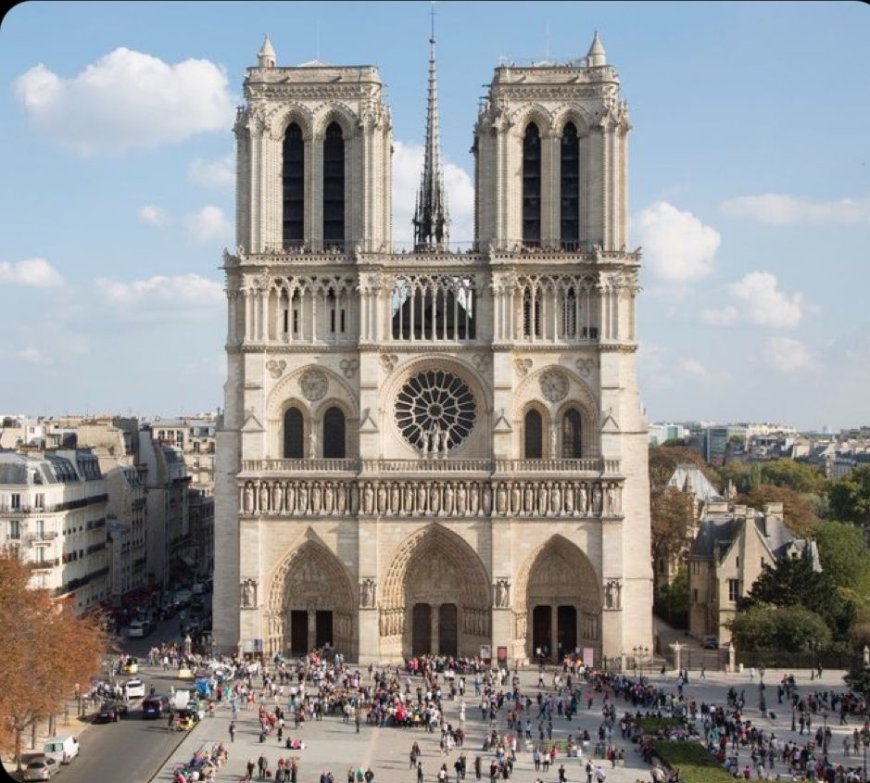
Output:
[94, 701, 128, 723]
[702, 635, 719, 649]
[141, 695, 170, 719]
[124, 678, 146, 699]
[22, 756, 59, 781]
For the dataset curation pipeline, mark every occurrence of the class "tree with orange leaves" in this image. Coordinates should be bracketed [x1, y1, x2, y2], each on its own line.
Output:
[0, 553, 108, 768]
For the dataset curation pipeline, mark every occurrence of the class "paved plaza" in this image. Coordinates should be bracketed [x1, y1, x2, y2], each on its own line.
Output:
[153, 664, 868, 783]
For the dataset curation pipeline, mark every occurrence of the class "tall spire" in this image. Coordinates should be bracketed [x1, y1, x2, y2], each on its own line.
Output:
[413, 2, 449, 251]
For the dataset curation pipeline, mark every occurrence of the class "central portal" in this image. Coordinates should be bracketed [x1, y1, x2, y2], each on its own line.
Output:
[438, 603, 458, 657]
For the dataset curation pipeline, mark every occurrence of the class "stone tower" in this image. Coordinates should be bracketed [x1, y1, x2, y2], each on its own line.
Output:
[213, 32, 653, 664]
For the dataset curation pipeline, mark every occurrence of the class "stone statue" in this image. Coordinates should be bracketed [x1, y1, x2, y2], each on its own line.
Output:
[469, 483, 479, 515]
[578, 484, 588, 515]
[551, 483, 562, 514]
[456, 483, 467, 513]
[496, 483, 507, 514]
[403, 483, 414, 513]
[361, 578, 376, 608]
[336, 483, 346, 513]
[241, 579, 257, 608]
[363, 482, 374, 514]
[259, 482, 270, 513]
[286, 483, 296, 512]
[309, 428, 317, 458]
[592, 483, 603, 515]
[377, 483, 387, 514]
[312, 482, 322, 513]
[324, 482, 334, 513]
[444, 483, 455, 515]
[390, 483, 400, 514]
[438, 427, 450, 456]
[243, 483, 254, 513]
[564, 485, 575, 514]
[273, 482, 284, 513]
[299, 483, 309, 514]
[495, 579, 510, 608]
[510, 483, 521, 514]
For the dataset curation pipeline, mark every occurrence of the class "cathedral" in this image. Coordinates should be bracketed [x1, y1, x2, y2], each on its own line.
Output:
[212, 29, 653, 664]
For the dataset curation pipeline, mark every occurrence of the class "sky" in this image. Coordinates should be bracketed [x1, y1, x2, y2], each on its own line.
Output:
[0, 1, 868, 431]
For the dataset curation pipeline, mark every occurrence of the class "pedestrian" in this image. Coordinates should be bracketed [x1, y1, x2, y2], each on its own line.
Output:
[229, 721, 236, 743]
[355, 710, 361, 733]
[558, 764, 566, 783]
[247, 759, 256, 781]
[259, 754, 269, 779]
[417, 763, 424, 783]
[364, 768, 375, 783]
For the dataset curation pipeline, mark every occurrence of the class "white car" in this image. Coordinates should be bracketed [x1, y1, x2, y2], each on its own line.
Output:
[23, 756, 59, 781]
[127, 620, 148, 638]
[125, 678, 145, 699]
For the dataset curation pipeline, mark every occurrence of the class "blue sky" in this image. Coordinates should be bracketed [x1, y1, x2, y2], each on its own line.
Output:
[1, 1, 868, 430]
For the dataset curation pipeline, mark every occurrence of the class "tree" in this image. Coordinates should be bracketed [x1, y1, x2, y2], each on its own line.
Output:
[650, 486, 694, 594]
[717, 461, 754, 495]
[844, 666, 870, 699]
[760, 459, 828, 495]
[813, 520, 870, 606]
[730, 604, 831, 651]
[0, 555, 108, 766]
[737, 484, 820, 536]
[829, 466, 870, 527]
[654, 566, 689, 628]
[737, 554, 855, 641]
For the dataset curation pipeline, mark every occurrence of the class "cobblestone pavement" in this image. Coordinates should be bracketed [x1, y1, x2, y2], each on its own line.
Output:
[154, 665, 866, 783]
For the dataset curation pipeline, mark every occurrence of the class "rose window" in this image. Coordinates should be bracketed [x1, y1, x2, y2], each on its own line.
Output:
[395, 369, 476, 453]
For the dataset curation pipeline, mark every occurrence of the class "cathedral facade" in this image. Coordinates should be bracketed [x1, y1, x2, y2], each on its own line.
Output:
[213, 32, 653, 664]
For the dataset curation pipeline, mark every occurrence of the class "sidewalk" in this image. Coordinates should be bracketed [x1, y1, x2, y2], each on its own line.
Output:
[153, 664, 867, 783]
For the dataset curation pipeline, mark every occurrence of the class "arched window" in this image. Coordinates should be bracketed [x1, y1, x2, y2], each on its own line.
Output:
[322, 407, 346, 458]
[562, 409, 582, 458]
[560, 122, 580, 248]
[524, 409, 543, 459]
[283, 407, 304, 458]
[282, 123, 304, 247]
[562, 287, 578, 338]
[522, 123, 541, 247]
[323, 122, 345, 249]
[523, 288, 542, 339]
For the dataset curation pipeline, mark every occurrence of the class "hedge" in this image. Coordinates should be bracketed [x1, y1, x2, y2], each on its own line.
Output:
[653, 740, 736, 783]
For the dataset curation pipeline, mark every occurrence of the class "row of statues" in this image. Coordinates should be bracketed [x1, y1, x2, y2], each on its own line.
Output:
[241, 479, 623, 518]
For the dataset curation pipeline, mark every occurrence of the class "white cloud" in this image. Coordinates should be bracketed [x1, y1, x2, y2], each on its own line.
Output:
[391, 140, 474, 248]
[0, 257, 63, 287]
[632, 201, 720, 282]
[763, 337, 814, 373]
[18, 346, 52, 366]
[729, 271, 804, 328]
[188, 154, 235, 190]
[184, 205, 232, 243]
[14, 48, 235, 155]
[138, 204, 168, 227]
[95, 273, 224, 311]
[700, 305, 738, 326]
[722, 193, 870, 225]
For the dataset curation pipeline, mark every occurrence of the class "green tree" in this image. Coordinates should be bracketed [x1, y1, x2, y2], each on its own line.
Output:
[829, 466, 870, 527]
[655, 566, 689, 628]
[737, 554, 855, 640]
[844, 666, 870, 699]
[737, 484, 819, 536]
[813, 519, 870, 605]
[760, 459, 828, 494]
[730, 604, 831, 651]
[717, 461, 753, 495]
[650, 486, 694, 594]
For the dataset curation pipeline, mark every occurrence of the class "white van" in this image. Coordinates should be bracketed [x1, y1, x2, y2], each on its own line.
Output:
[43, 735, 79, 764]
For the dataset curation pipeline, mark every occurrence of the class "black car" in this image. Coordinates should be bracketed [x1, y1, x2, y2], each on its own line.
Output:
[141, 695, 170, 719]
[94, 700, 129, 723]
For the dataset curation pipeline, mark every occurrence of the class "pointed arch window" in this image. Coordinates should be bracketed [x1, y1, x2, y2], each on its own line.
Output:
[523, 288, 542, 339]
[282, 123, 304, 247]
[562, 408, 582, 458]
[323, 407, 346, 458]
[283, 407, 304, 458]
[560, 122, 580, 249]
[522, 123, 541, 247]
[323, 122, 345, 249]
[524, 409, 543, 459]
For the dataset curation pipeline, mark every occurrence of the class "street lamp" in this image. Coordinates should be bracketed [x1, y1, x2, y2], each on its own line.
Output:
[820, 708, 829, 754]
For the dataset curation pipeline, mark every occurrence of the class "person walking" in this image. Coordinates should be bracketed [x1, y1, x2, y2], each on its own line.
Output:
[229, 721, 236, 743]
[247, 759, 256, 781]
[417, 763, 424, 783]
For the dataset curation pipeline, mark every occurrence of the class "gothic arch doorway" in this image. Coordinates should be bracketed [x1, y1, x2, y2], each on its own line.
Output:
[381, 524, 490, 658]
[516, 535, 601, 663]
[265, 538, 354, 657]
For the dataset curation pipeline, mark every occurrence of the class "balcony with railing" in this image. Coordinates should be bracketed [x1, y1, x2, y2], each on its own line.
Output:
[239, 457, 619, 476]
[24, 531, 59, 545]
